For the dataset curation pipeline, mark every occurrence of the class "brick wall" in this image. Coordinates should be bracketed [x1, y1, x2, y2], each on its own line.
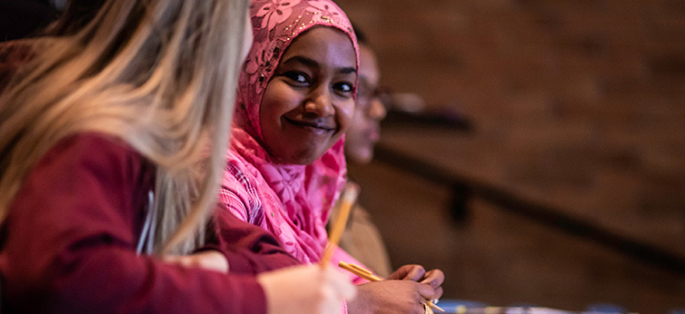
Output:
[336, 0, 685, 312]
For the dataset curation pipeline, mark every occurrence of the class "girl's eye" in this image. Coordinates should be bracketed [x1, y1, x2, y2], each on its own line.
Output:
[333, 81, 354, 96]
[283, 71, 309, 85]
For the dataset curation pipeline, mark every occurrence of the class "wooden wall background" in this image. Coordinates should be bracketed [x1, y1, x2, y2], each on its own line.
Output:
[336, 0, 685, 313]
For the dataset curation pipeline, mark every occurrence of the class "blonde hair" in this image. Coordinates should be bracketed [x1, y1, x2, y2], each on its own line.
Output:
[0, 0, 249, 255]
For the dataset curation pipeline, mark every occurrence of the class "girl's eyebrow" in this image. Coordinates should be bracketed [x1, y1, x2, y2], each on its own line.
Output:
[282, 56, 320, 69]
[282, 56, 357, 75]
[338, 67, 357, 75]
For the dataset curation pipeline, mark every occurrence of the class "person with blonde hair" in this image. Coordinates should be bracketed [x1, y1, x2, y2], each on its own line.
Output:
[0, 0, 355, 313]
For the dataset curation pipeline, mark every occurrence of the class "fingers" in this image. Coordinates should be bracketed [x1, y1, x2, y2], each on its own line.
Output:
[323, 267, 357, 301]
[432, 286, 444, 300]
[411, 301, 427, 314]
[410, 284, 436, 314]
[414, 281, 437, 301]
[389, 266, 444, 291]
[194, 251, 230, 273]
[319, 284, 342, 314]
[258, 265, 356, 314]
[161, 252, 229, 273]
[389, 266, 445, 307]
[389, 264, 426, 281]
[319, 268, 356, 314]
[419, 269, 445, 290]
[404, 265, 426, 282]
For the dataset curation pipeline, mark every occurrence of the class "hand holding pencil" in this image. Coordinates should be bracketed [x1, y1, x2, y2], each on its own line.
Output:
[322, 182, 445, 313]
[340, 261, 445, 313]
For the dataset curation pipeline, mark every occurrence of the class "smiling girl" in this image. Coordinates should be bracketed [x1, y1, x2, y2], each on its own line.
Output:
[219, 1, 444, 313]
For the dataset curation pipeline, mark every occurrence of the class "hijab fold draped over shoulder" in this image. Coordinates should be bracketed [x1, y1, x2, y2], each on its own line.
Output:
[219, 0, 363, 269]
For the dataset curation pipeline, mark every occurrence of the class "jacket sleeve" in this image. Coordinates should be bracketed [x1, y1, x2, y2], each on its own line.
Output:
[205, 208, 301, 275]
[0, 134, 267, 314]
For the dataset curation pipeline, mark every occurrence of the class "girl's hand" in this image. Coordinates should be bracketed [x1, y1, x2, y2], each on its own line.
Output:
[163, 251, 229, 273]
[258, 265, 356, 314]
[388, 265, 445, 301]
[388, 264, 427, 281]
[348, 280, 436, 314]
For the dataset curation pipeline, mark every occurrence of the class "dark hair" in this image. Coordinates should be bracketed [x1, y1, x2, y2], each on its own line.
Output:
[350, 21, 367, 46]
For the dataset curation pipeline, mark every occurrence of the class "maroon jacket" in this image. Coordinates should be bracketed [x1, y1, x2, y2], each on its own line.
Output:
[0, 134, 299, 313]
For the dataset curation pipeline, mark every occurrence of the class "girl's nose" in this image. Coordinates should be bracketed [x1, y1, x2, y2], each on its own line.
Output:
[304, 86, 335, 117]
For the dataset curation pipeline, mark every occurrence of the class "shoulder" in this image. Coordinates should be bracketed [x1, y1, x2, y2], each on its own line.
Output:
[7, 133, 153, 242]
[30, 133, 152, 197]
[41, 133, 144, 171]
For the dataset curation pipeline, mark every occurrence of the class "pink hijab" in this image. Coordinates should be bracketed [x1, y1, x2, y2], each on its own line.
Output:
[219, 0, 359, 264]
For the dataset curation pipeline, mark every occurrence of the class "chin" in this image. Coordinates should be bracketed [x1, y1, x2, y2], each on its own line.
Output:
[267, 140, 334, 165]
[276, 149, 327, 165]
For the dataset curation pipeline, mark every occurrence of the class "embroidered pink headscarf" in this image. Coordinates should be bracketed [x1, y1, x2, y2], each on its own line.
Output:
[219, 0, 359, 265]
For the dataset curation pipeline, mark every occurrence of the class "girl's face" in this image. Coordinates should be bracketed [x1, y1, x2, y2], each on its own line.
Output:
[259, 27, 357, 165]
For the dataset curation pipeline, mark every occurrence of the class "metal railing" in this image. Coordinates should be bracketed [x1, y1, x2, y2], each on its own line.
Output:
[375, 110, 685, 277]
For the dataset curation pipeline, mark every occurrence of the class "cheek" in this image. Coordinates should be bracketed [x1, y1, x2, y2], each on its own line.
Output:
[336, 99, 356, 132]
[260, 83, 298, 123]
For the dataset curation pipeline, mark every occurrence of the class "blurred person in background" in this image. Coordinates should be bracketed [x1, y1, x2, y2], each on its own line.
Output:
[333, 24, 393, 278]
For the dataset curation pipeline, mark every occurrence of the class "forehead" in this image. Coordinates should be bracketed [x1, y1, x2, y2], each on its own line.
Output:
[281, 26, 357, 69]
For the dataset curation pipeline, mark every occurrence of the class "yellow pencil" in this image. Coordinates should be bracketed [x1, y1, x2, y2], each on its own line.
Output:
[320, 183, 360, 269]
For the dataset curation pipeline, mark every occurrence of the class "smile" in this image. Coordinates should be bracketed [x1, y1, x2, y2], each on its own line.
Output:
[284, 117, 336, 133]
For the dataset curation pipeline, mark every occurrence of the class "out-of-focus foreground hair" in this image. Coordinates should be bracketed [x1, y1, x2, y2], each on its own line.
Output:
[0, 0, 250, 255]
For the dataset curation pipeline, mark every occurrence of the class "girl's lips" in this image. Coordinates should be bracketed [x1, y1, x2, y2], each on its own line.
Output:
[285, 117, 336, 133]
